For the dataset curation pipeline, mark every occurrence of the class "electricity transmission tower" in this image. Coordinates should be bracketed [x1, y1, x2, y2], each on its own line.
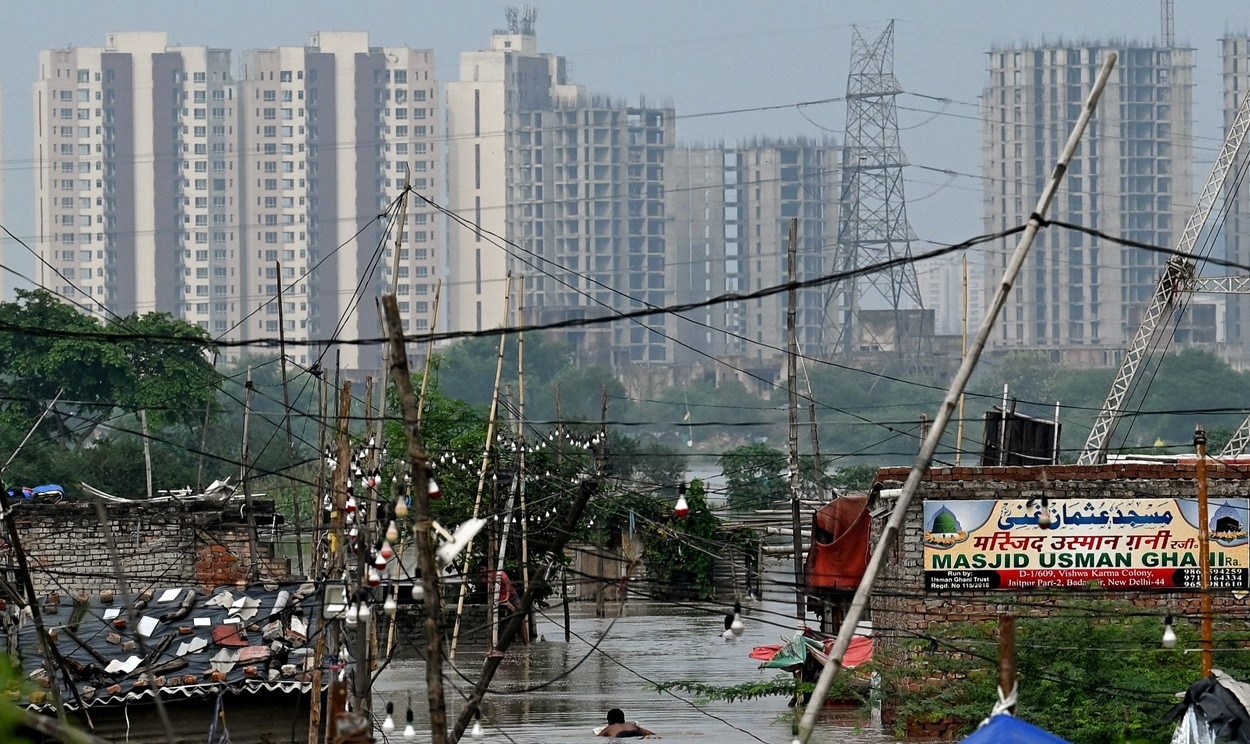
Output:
[827, 21, 925, 359]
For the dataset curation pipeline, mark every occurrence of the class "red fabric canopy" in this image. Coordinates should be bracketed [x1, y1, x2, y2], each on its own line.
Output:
[805, 495, 872, 592]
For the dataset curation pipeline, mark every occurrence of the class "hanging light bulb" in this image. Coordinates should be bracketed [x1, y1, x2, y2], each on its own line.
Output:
[368, 567, 382, 587]
[345, 496, 358, 514]
[413, 582, 425, 601]
[382, 702, 396, 734]
[471, 719, 484, 739]
[1037, 496, 1052, 528]
[394, 498, 409, 519]
[1163, 615, 1178, 649]
[345, 603, 358, 627]
[384, 592, 398, 619]
[403, 708, 416, 739]
[675, 482, 690, 518]
[381, 540, 395, 560]
[357, 602, 371, 624]
[386, 521, 400, 543]
[730, 614, 744, 636]
[374, 552, 388, 571]
[429, 476, 442, 500]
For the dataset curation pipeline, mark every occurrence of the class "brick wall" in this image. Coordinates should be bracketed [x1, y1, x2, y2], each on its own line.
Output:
[4, 502, 289, 598]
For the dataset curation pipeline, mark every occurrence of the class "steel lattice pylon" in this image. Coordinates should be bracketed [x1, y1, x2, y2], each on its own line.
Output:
[827, 21, 925, 357]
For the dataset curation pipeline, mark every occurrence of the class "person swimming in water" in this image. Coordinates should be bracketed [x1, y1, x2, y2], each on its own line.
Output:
[597, 708, 657, 738]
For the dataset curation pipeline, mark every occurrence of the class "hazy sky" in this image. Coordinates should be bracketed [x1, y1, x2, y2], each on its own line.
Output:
[1, 1, 1247, 292]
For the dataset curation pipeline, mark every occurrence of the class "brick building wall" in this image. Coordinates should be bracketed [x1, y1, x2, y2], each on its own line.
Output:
[3, 502, 289, 598]
[872, 461, 1250, 666]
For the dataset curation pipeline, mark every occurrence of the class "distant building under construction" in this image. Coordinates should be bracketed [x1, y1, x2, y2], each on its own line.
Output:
[982, 41, 1210, 366]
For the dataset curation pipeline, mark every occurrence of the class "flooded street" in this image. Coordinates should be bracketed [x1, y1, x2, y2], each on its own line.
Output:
[373, 561, 894, 744]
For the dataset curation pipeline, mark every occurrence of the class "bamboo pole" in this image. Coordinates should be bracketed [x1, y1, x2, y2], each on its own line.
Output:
[796, 53, 1116, 744]
[516, 280, 535, 641]
[1196, 426, 1213, 676]
[450, 273, 513, 659]
[785, 217, 804, 625]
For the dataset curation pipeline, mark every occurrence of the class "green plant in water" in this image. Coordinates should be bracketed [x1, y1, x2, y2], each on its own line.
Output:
[881, 598, 1250, 744]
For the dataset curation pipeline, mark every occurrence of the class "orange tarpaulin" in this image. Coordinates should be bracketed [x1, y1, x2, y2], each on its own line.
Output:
[804, 495, 871, 592]
[748, 635, 873, 669]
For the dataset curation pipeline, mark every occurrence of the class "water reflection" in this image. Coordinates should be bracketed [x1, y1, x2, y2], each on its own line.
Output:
[373, 562, 893, 744]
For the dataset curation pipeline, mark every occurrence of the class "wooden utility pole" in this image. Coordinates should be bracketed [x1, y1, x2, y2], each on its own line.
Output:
[354, 378, 375, 716]
[384, 295, 449, 744]
[140, 409, 153, 501]
[1196, 425, 1214, 676]
[240, 367, 262, 581]
[595, 392, 608, 619]
[785, 217, 805, 625]
[998, 614, 1017, 713]
[555, 386, 571, 643]
[955, 255, 969, 466]
[196, 351, 218, 490]
[276, 261, 305, 575]
[385, 279, 442, 661]
[321, 382, 353, 743]
[306, 373, 329, 744]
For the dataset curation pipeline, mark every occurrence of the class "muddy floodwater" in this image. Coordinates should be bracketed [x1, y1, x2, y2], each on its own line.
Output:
[373, 561, 895, 744]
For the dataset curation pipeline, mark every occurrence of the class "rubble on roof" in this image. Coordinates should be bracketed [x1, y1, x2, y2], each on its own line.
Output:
[0, 581, 323, 710]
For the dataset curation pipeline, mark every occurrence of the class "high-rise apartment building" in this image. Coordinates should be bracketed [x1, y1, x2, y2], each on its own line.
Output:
[983, 43, 1199, 365]
[447, 14, 677, 371]
[35, 33, 236, 322]
[1221, 34, 1250, 365]
[668, 139, 839, 379]
[34, 33, 438, 372]
[239, 32, 439, 370]
[446, 11, 580, 336]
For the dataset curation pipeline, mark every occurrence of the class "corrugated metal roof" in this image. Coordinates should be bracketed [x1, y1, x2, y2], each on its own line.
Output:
[0, 581, 325, 712]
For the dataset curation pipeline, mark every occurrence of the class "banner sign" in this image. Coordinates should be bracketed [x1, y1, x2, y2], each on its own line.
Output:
[922, 498, 1250, 591]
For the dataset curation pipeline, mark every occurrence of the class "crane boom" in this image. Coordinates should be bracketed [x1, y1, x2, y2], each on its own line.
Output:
[1078, 90, 1250, 465]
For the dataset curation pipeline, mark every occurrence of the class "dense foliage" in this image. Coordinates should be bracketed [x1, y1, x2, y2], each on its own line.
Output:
[886, 599, 1250, 743]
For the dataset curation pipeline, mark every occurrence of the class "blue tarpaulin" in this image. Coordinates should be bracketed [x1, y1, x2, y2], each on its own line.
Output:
[961, 714, 1074, 744]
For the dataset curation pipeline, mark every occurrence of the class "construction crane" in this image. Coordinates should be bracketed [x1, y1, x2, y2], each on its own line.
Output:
[1161, 0, 1174, 48]
[1078, 90, 1250, 465]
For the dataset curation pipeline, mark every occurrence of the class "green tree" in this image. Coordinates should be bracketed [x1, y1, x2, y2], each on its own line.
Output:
[0, 289, 217, 445]
[719, 443, 787, 511]
[638, 479, 720, 599]
[830, 464, 879, 491]
[437, 333, 573, 408]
